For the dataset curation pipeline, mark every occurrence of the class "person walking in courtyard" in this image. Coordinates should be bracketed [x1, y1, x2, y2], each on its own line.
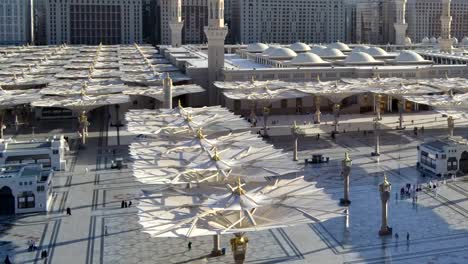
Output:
[66, 207, 71, 216]
[128, 201, 132, 207]
[4, 255, 11, 264]
[121, 200, 125, 208]
[124, 201, 128, 208]
[188, 241, 192, 250]
[406, 232, 410, 242]
[395, 233, 399, 241]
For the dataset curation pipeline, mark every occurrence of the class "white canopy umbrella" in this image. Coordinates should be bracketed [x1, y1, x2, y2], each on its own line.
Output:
[32, 91, 130, 144]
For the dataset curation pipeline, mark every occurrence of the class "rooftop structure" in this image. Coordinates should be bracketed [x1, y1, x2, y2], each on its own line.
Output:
[0, 136, 68, 171]
[0, 164, 53, 214]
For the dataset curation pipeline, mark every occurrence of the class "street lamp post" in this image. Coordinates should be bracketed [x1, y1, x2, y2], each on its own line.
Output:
[291, 121, 300, 161]
[447, 116, 455, 137]
[314, 96, 321, 124]
[340, 152, 352, 206]
[378, 174, 392, 236]
[333, 103, 340, 133]
[372, 119, 381, 156]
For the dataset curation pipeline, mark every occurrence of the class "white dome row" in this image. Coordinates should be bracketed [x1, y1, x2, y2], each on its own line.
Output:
[246, 41, 352, 53]
[421, 36, 468, 45]
[246, 46, 426, 65]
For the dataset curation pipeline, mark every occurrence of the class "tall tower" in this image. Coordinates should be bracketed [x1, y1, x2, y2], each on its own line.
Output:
[439, 0, 453, 52]
[204, 0, 228, 105]
[169, 0, 184, 47]
[394, 0, 408, 45]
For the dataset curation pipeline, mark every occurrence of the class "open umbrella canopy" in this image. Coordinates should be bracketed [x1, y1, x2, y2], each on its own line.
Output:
[123, 84, 204, 102]
[0, 89, 42, 109]
[40, 79, 128, 96]
[129, 130, 296, 184]
[125, 106, 251, 136]
[136, 177, 343, 238]
[403, 91, 468, 110]
[223, 85, 309, 102]
[31, 93, 130, 112]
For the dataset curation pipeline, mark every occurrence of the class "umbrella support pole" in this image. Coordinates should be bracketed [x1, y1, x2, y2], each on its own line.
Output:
[211, 234, 222, 256]
[231, 233, 248, 264]
[333, 104, 340, 133]
[293, 135, 298, 161]
[371, 122, 380, 156]
[314, 97, 321, 124]
[448, 116, 455, 137]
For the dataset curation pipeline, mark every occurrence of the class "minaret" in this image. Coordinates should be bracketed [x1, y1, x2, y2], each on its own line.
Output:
[204, 0, 228, 105]
[394, 0, 408, 45]
[169, 0, 184, 47]
[439, 0, 453, 52]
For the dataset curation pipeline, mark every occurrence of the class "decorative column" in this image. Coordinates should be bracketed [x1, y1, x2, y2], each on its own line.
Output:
[262, 106, 270, 137]
[378, 174, 392, 236]
[163, 73, 173, 109]
[333, 103, 340, 132]
[249, 101, 257, 125]
[440, 0, 453, 52]
[169, 0, 184, 47]
[374, 94, 382, 120]
[340, 152, 352, 206]
[314, 96, 321, 124]
[397, 99, 405, 129]
[372, 120, 381, 156]
[394, 0, 408, 45]
[0, 110, 5, 139]
[291, 121, 300, 161]
[447, 116, 455, 137]
[211, 234, 222, 256]
[204, 0, 228, 105]
[78, 111, 89, 145]
[231, 233, 249, 264]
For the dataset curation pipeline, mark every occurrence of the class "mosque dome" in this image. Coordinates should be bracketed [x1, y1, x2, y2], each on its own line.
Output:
[327, 42, 351, 51]
[313, 47, 345, 57]
[395, 51, 425, 63]
[246, 43, 269, 53]
[462, 36, 468, 46]
[405, 37, 412, 45]
[344, 52, 377, 64]
[352, 46, 369, 53]
[310, 45, 327, 54]
[268, 47, 297, 59]
[421, 37, 430, 44]
[262, 46, 280, 56]
[365, 47, 388, 57]
[290, 53, 327, 65]
[290, 42, 311, 53]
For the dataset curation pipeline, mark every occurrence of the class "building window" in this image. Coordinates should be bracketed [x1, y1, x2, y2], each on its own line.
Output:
[421, 151, 436, 169]
[17, 191, 35, 209]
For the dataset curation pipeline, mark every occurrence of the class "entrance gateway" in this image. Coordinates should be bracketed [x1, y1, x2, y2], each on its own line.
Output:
[0, 186, 14, 214]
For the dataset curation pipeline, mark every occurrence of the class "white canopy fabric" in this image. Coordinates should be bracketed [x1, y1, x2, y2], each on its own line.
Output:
[125, 106, 251, 136]
[124, 84, 204, 102]
[403, 92, 468, 110]
[0, 89, 42, 109]
[31, 93, 131, 112]
[136, 177, 343, 237]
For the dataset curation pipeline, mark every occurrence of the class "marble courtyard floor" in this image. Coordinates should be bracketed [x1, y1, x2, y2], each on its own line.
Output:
[2, 112, 468, 263]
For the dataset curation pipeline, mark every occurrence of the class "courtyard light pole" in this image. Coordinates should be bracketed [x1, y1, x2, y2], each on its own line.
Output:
[340, 152, 352, 206]
[378, 174, 392, 236]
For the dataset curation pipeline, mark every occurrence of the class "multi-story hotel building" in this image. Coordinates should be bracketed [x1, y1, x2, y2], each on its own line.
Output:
[407, 0, 468, 43]
[355, 0, 395, 44]
[231, 0, 346, 44]
[158, 0, 208, 45]
[0, 0, 34, 45]
[45, 0, 142, 45]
